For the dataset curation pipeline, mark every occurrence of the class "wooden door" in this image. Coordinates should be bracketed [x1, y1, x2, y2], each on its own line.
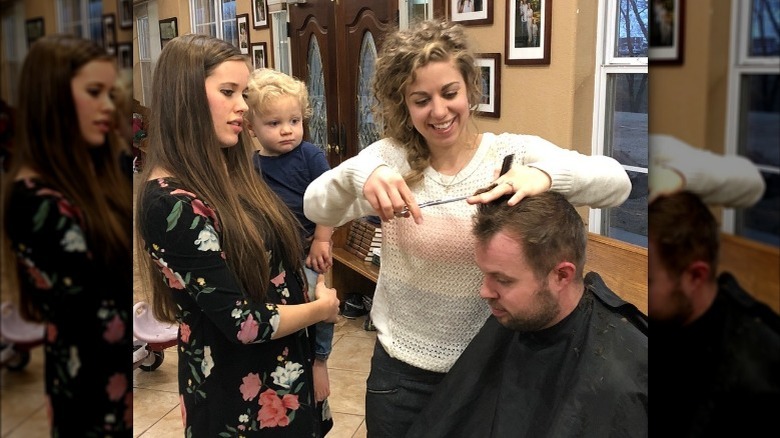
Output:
[289, 0, 396, 166]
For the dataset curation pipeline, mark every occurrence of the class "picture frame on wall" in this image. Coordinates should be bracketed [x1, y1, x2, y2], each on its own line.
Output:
[449, 0, 493, 26]
[159, 17, 178, 50]
[118, 0, 133, 29]
[505, 0, 551, 65]
[102, 14, 117, 55]
[252, 0, 269, 29]
[237, 13, 250, 55]
[649, 0, 685, 64]
[475, 53, 501, 118]
[251, 42, 268, 70]
[25, 17, 44, 48]
[117, 43, 132, 70]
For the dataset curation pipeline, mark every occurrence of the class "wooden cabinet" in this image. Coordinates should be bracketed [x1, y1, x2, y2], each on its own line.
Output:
[327, 221, 378, 301]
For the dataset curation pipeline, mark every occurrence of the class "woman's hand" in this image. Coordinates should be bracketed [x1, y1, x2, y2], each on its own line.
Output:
[363, 165, 423, 224]
[467, 165, 552, 206]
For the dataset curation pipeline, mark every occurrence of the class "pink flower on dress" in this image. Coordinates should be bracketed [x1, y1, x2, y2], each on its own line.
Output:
[239, 373, 262, 401]
[46, 323, 57, 343]
[270, 271, 286, 287]
[170, 189, 197, 199]
[106, 372, 128, 401]
[180, 394, 187, 428]
[103, 314, 125, 344]
[124, 392, 133, 427]
[179, 322, 191, 344]
[237, 313, 259, 344]
[258, 388, 299, 428]
[26, 264, 52, 289]
[154, 259, 185, 289]
[191, 199, 220, 231]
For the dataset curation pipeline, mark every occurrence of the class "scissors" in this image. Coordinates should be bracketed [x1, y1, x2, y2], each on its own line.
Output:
[395, 154, 515, 217]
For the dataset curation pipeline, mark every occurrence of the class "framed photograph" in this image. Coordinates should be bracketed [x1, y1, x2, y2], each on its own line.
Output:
[649, 0, 685, 64]
[102, 14, 117, 55]
[505, 0, 551, 65]
[475, 53, 501, 118]
[450, 0, 493, 26]
[117, 43, 132, 70]
[118, 0, 133, 29]
[159, 17, 178, 50]
[250, 42, 268, 70]
[236, 13, 250, 55]
[252, 0, 269, 29]
[25, 17, 44, 47]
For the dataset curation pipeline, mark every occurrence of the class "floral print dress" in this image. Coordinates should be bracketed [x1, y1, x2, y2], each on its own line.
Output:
[139, 178, 322, 437]
[5, 178, 132, 436]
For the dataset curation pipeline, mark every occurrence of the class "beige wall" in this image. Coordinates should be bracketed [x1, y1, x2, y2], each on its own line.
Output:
[0, 0, 134, 104]
[649, 0, 732, 154]
[464, 1, 598, 156]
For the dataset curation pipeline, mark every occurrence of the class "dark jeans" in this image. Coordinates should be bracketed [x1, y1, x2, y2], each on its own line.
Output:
[365, 340, 446, 438]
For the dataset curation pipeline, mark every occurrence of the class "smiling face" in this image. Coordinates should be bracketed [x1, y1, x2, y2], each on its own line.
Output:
[205, 60, 250, 148]
[71, 60, 117, 147]
[249, 95, 304, 156]
[475, 231, 561, 332]
[404, 59, 472, 152]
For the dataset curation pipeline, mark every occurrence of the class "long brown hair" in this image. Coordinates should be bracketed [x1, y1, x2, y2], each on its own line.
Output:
[1, 34, 132, 321]
[372, 19, 483, 186]
[136, 34, 304, 323]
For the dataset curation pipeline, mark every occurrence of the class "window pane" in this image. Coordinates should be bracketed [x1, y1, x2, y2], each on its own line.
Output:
[88, 0, 102, 41]
[615, 0, 649, 57]
[307, 36, 327, 153]
[604, 73, 648, 247]
[357, 32, 380, 151]
[750, 0, 780, 57]
[222, 0, 237, 45]
[738, 171, 780, 246]
[736, 73, 780, 246]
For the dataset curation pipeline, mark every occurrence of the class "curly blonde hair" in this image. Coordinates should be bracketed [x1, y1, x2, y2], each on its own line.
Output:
[246, 68, 312, 121]
[373, 19, 483, 186]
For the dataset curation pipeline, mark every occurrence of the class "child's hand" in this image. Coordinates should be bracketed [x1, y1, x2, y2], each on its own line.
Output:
[306, 240, 333, 273]
[314, 274, 339, 323]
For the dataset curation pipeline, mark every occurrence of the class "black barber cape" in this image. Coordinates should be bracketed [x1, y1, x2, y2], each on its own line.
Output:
[651, 272, 780, 437]
[406, 272, 648, 438]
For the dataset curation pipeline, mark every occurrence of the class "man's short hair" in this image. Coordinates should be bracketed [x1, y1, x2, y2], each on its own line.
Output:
[649, 191, 719, 279]
[472, 192, 587, 281]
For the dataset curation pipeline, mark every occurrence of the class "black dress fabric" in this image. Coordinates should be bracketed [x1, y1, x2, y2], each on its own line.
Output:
[6, 178, 132, 436]
[651, 272, 780, 437]
[139, 177, 325, 437]
[405, 272, 648, 438]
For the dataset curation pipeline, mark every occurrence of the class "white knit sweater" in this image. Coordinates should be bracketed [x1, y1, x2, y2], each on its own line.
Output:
[304, 133, 631, 372]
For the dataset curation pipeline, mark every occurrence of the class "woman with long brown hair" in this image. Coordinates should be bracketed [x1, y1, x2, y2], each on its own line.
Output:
[1, 34, 133, 435]
[135, 34, 339, 436]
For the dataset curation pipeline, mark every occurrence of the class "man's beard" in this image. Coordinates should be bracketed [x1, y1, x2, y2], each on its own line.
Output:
[498, 282, 560, 332]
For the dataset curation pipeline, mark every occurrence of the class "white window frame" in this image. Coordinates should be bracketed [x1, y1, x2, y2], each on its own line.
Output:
[271, 10, 292, 74]
[189, 0, 236, 42]
[56, 0, 102, 41]
[399, 0, 434, 29]
[590, 0, 649, 244]
[722, 0, 780, 239]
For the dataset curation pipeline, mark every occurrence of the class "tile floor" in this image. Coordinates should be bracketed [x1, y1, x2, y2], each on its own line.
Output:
[1, 173, 377, 437]
[132, 315, 376, 438]
[0, 314, 377, 438]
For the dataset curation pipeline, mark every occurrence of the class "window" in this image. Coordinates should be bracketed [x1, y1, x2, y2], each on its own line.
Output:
[591, 0, 649, 247]
[399, 0, 434, 29]
[724, 0, 780, 246]
[271, 10, 291, 74]
[57, 0, 102, 42]
[190, 0, 237, 46]
[135, 2, 154, 107]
